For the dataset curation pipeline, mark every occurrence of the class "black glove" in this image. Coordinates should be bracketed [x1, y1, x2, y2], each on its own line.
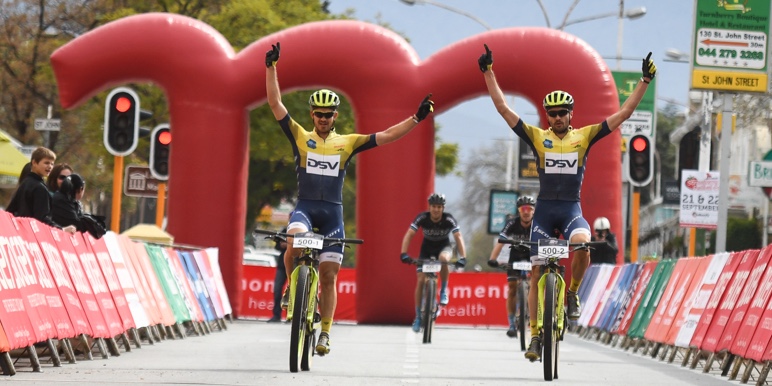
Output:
[400, 253, 411, 264]
[455, 257, 467, 268]
[487, 260, 498, 268]
[265, 42, 281, 68]
[478, 44, 493, 73]
[642, 52, 656, 80]
[413, 93, 434, 122]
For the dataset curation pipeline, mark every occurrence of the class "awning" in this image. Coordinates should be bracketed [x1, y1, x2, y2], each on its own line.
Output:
[0, 132, 29, 177]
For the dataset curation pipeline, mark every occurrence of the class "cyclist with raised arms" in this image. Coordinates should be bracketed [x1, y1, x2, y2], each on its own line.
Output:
[265, 42, 434, 355]
[477, 44, 656, 361]
[400, 193, 468, 332]
[487, 195, 535, 338]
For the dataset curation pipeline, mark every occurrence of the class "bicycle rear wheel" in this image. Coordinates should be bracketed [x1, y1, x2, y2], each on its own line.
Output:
[422, 278, 436, 344]
[289, 266, 309, 373]
[542, 272, 558, 381]
[517, 280, 528, 351]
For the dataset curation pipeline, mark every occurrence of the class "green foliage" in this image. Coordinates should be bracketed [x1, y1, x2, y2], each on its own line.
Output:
[707, 216, 762, 254]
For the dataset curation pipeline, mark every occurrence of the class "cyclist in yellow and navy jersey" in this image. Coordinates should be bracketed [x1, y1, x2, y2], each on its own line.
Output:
[265, 42, 434, 356]
[477, 44, 656, 362]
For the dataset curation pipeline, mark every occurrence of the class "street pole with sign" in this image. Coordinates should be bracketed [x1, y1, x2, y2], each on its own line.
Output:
[689, 0, 771, 253]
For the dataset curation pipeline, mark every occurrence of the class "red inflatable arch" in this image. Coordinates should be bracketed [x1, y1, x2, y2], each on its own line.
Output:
[50, 14, 621, 323]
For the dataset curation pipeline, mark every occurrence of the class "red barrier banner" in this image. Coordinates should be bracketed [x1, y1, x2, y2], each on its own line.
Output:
[84, 233, 136, 331]
[165, 249, 204, 322]
[663, 257, 710, 345]
[241, 265, 513, 326]
[689, 252, 742, 349]
[204, 248, 232, 316]
[52, 228, 111, 338]
[71, 233, 125, 336]
[193, 250, 226, 319]
[718, 247, 771, 354]
[0, 213, 46, 348]
[28, 220, 91, 337]
[644, 258, 691, 342]
[674, 253, 728, 347]
[128, 241, 176, 326]
[616, 261, 657, 336]
[102, 232, 150, 328]
[14, 218, 75, 339]
[733, 246, 772, 359]
[116, 235, 162, 325]
[700, 250, 760, 352]
[578, 265, 614, 327]
[589, 266, 621, 328]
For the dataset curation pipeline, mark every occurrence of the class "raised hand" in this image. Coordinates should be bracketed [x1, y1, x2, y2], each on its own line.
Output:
[478, 44, 493, 73]
[642, 52, 656, 80]
[265, 42, 281, 68]
[414, 93, 435, 122]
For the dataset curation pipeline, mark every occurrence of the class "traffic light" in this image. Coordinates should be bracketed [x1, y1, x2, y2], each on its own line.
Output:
[150, 124, 171, 180]
[104, 87, 140, 156]
[627, 134, 653, 187]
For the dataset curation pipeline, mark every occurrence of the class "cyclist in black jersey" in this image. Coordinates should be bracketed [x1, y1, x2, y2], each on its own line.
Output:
[400, 193, 467, 332]
[478, 44, 656, 361]
[488, 196, 535, 338]
[265, 42, 434, 355]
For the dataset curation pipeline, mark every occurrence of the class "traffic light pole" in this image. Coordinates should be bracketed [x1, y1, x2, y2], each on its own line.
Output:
[156, 182, 166, 228]
[111, 155, 124, 232]
[630, 187, 640, 263]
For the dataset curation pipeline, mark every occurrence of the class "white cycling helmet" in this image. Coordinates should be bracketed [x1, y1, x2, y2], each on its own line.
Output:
[593, 217, 610, 232]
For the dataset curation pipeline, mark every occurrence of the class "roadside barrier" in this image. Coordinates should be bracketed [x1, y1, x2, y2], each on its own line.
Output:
[574, 245, 772, 385]
[0, 211, 231, 375]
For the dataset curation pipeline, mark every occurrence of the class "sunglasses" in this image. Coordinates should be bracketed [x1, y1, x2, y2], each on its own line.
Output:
[547, 109, 571, 118]
[518, 206, 534, 213]
[313, 111, 335, 119]
[58, 175, 70, 180]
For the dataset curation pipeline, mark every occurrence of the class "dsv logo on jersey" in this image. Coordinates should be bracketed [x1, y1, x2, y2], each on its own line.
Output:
[306, 152, 341, 177]
[544, 152, 578, 174]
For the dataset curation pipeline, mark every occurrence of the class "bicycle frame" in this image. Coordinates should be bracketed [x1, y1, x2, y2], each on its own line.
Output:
[287, 251, 320, 327]
[536, 260, 566, 334]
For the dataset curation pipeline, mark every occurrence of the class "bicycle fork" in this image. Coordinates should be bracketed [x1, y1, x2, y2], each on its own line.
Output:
[536, 270, 567, 333]
[287, 264, 320, 328]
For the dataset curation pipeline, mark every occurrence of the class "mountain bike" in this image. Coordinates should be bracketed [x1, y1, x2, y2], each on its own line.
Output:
[403, 257, 456, 344]
[254, 229, 363, 373]
[498, 237, 603, 381]
[495, 260, 532, 351]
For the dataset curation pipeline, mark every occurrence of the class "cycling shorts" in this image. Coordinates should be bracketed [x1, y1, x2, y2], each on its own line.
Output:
[287, 199, 345, 264]
[416, 244, 452, 273]
[529, 199, 591, 266]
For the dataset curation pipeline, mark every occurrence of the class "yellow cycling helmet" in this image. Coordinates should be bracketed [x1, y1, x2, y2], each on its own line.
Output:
[543, 90, 574, 110]
[309, 89, 340, 109]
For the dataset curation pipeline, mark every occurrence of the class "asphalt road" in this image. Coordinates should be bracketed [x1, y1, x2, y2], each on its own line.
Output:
[4, 320, 736, 385]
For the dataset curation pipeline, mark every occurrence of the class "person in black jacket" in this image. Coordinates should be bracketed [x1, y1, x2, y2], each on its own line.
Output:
[6, 147, 75, 233]
[590, 217, 619, 265]
[52, 174, 105, 238]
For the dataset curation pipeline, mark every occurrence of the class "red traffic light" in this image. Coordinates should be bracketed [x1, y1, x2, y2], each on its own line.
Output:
[632, 136, 648, 152]
[158, 131, 172, 145]
[115, 96, 133, 113]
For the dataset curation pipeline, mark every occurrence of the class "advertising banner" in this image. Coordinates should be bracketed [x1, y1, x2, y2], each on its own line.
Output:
[733, 246, 772, 358]
[145, 245, 190, 323]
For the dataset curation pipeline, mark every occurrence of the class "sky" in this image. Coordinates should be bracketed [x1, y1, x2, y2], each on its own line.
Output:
[326, 0, 695, 211]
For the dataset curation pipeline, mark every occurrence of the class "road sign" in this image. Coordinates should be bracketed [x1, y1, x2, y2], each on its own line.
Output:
[488, 190, 518, 235]
[612, 71, 656, 140]
[34, 118, 61, 131]
[124, 165, 167, 198]
[748, 161, 772, 187]
[690, 0, 771, 93]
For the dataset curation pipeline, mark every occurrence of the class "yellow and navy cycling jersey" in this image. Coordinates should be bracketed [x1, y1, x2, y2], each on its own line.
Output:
[513, 119, 611, 201]
[279, 114, 377, 204]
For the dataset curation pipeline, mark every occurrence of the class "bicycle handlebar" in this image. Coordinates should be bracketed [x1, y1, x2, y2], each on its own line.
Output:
[253, 229, 364, 245]
[497, 238, 606, 252]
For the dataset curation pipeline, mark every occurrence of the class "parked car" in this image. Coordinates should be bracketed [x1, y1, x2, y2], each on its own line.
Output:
[243, 245, 279, 267]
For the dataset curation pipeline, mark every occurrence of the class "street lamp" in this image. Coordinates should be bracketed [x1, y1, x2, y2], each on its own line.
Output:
[398, 0, 492, 30]
[664, 48, 690, 63]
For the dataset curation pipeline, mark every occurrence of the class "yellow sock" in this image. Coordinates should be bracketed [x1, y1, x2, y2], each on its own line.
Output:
[569, 278, 581, 293]
[530, 321, 539, 337]
[321, 317, 333, 334]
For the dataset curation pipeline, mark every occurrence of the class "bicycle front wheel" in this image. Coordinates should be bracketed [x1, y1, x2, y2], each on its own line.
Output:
[289, 266, 310, 373]
[422, 278, 436, 344]
[517, 280, 528, 351]
[542, 272, 558, 381]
